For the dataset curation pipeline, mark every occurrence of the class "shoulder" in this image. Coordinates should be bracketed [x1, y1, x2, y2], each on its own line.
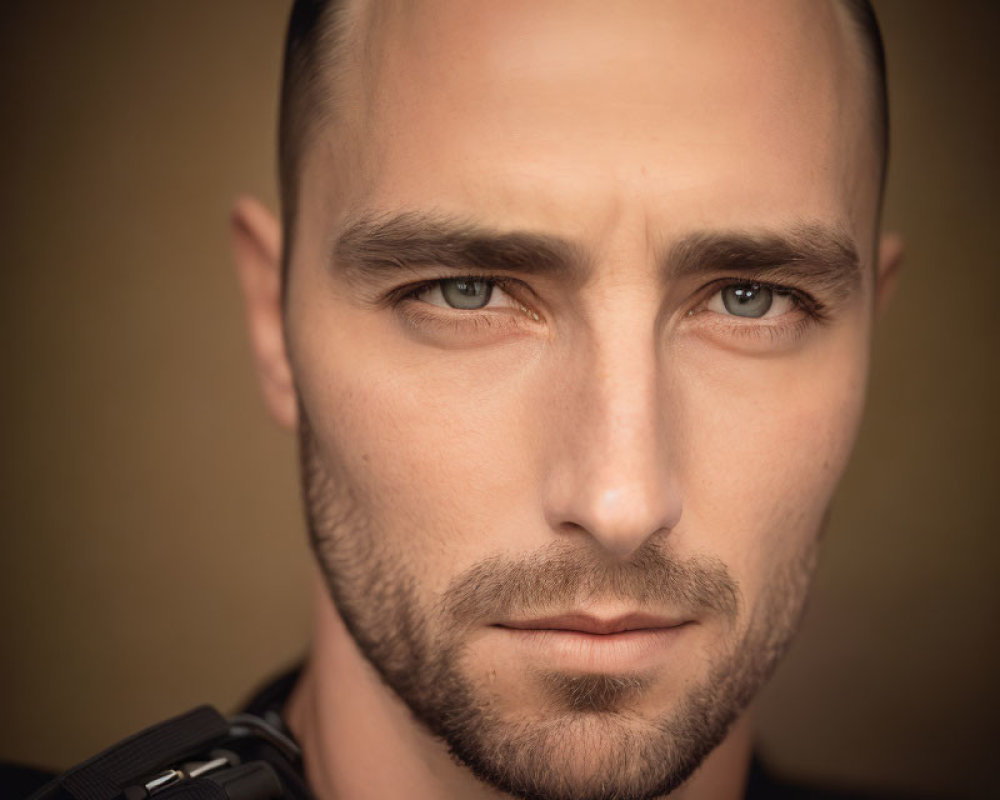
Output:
[4, 670, 307, 800]
[8, 707, 307, 800]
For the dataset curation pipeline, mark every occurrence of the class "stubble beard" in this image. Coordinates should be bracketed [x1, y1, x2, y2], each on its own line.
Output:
[298, 415, 818, 800]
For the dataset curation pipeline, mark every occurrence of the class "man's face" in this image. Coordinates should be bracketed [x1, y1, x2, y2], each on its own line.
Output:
[282, 1, 881, 797]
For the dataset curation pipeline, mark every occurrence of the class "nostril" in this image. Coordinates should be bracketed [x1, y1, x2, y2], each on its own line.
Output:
[548, 483, 683, 561]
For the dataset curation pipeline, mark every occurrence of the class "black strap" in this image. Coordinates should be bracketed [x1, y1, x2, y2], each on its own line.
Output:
[32, 707, 229, 800]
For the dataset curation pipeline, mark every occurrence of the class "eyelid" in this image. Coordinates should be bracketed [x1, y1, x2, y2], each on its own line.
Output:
[413, 276, 515, 309]
[389, 274, 511, 302]
[695, 277, 827, 321]
[682, 277, 831, 352]
[391, 274, 543, 323]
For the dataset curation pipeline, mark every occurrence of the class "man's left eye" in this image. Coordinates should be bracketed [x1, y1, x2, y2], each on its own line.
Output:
[706, 282, 796, 319]
[416, 278, 512, 310]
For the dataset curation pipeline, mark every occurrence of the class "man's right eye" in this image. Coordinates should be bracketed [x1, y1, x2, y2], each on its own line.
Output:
[388, 275, 543, 338]
[411, 277, 531, 314]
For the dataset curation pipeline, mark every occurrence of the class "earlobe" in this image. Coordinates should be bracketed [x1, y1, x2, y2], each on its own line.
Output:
[875, 231, 904, 317]
[231, 196, 298, 430]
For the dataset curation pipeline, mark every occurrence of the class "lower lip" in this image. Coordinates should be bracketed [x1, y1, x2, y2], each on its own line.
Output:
[492, 624, 692, 672]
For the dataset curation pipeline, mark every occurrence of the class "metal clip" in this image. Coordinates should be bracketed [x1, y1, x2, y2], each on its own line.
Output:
[144, 769, 184, 795]
[127, 754, 236, 799]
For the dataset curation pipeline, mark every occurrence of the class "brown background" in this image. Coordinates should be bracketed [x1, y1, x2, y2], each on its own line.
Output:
[1, 2, 997, 798]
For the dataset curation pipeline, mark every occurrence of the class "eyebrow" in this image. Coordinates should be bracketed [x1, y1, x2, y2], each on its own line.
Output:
[333, 211, 582, 288]
[668, 224, 862, 300]
[334, 212, 861, 299]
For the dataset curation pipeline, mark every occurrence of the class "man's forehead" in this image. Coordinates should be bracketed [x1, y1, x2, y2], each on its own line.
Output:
[307, 0, 876, 247]
[361, 0, 855, 81]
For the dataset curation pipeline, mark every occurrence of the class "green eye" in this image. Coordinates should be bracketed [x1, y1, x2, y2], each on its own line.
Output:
[440, 278, 493, 309]
[721, 283, 773, 318]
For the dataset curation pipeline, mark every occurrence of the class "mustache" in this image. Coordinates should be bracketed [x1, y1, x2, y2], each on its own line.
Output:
[439, 541, 741, 626]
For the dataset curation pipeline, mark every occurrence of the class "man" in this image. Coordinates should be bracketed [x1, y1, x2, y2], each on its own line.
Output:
[20, 1, 906, 799]
[229, 0, 905, 797]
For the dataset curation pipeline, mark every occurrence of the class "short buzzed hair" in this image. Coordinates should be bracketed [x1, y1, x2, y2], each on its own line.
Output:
[277, 0, 888, 260]
[841, 0, 890, 191]
[277, 0, 350, 254]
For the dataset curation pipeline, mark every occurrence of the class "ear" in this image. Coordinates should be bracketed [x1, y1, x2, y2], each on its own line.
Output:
[874, 231, 904, 317]
[231, 196, 298, 430]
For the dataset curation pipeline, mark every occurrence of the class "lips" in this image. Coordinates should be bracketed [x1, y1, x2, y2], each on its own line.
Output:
[495, 612, 688, 636]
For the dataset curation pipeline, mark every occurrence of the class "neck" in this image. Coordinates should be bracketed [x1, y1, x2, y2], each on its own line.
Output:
[285, 572, 754, 800]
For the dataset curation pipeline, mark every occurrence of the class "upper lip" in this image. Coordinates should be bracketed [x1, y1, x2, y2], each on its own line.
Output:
[496, 613, 688, 635]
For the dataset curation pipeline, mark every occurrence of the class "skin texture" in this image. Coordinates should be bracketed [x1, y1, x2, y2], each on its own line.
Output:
[232, 1, 903, 798]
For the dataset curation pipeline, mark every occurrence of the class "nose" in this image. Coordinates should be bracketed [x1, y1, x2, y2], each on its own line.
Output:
[541, 314, 683, 561]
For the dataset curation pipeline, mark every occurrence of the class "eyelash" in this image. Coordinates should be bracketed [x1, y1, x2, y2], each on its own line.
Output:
[389, 275, 535, 333]
[691, 277, 829, 336]
[389, 275, 829, 341]
[389, 274, 514, 300]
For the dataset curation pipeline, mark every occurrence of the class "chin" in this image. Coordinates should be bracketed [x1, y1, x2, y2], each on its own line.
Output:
[443, 693, 731, 800]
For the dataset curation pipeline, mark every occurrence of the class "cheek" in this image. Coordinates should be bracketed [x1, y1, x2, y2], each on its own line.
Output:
[674, 318, 871, 588]
[289, 299, 542, 589]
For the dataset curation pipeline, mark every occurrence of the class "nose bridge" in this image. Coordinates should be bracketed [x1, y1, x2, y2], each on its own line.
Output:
[544, 297, 682, 560]
[590, 318, 661, 467]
